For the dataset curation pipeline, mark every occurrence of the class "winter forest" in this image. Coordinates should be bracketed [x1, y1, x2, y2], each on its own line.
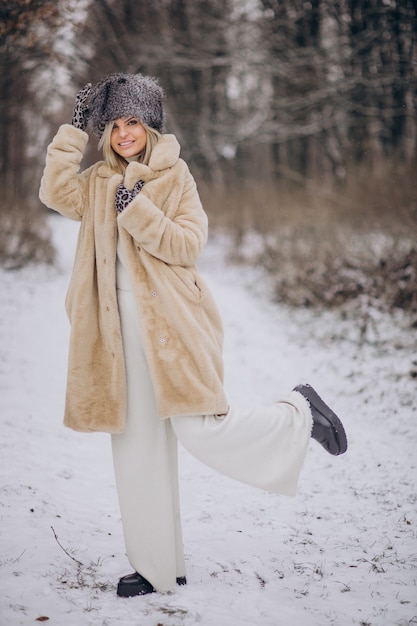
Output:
[1, 2, 417, 625]
[1, 0, 417, 318]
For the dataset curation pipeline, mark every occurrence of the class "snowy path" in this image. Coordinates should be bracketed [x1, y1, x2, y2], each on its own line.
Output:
[1, 215, 416, 626]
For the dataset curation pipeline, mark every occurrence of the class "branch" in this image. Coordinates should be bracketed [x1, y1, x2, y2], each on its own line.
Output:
[51, 526, 83, 567]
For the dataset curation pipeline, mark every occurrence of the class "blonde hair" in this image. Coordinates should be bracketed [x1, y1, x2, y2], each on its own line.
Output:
[98, 121, 161, 174]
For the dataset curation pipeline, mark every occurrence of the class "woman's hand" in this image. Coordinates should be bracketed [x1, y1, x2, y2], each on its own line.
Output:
[71, 83, 92, 131]
[115, 180, 145, 213]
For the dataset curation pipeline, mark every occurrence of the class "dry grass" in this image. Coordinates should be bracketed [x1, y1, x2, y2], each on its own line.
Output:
[199, 161, 417, 319]
[258, 228, 417, 313]
[0, 206, 55, 270]
[1, 158, 415, 323]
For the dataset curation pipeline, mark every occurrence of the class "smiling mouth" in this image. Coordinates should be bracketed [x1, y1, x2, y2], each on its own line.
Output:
[119, 141, 135, 147]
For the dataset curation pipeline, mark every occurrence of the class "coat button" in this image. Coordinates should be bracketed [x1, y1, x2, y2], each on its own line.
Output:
[159, 337, 166, 344]
[151, 290, 158, 297]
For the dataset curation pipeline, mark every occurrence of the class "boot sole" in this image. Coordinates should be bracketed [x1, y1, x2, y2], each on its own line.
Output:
[295, 384, 348, 455]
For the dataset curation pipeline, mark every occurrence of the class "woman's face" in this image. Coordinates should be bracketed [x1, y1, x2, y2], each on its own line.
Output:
[110, 117, 147, 158]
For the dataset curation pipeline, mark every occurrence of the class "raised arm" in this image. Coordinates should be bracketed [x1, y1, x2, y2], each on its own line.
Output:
[39, 85, 93, 220]
[39, 124, 91, 221]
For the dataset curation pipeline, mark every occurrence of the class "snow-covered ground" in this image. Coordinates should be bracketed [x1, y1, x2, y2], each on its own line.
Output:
[1, 214, 416, 626]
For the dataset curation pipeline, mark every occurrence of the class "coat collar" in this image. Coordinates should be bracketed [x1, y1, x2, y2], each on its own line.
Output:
[97, 134, 180, 180]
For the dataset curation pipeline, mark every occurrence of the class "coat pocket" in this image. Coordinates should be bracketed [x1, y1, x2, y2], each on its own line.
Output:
[169, 264, 205, 300]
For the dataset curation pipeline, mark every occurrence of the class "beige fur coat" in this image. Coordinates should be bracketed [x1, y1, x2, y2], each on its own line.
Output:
[39, 124, 228, 433]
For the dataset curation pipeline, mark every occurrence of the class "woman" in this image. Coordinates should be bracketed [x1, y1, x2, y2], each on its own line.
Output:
[39, 73, 347, 597]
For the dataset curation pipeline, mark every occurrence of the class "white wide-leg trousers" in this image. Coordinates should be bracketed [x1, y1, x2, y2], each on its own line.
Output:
[112, 288, 312, 593]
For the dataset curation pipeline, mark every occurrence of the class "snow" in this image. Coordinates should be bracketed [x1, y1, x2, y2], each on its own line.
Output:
[1, 214, 416, 626]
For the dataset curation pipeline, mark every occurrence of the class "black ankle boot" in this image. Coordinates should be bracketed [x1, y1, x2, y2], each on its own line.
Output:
[117, 572, 187, 597]
[294, 384, 348, 456]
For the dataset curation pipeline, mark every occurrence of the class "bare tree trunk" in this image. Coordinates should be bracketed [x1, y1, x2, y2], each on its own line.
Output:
[0, 0, 61, 268]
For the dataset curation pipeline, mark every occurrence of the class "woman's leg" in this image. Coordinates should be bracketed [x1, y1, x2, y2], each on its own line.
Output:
[171, 392, 312, 497]
[112, 289, 185, 593]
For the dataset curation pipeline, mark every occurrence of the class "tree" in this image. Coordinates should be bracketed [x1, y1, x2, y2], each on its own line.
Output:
[258, 0, 417, 183]
[0, 0, 60, 268]
[2, 0, 416, 268]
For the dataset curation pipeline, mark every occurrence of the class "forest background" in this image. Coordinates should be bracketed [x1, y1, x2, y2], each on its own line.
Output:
[1, 0, 416, 322]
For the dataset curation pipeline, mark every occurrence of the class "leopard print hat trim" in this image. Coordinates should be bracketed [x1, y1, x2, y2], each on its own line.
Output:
[88, 73, 166, 137]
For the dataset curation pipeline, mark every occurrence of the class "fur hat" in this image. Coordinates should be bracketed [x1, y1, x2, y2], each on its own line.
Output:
[88, 72, 165, 137]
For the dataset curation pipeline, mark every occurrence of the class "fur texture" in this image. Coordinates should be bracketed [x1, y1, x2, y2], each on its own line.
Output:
[88, 73, 165, 137]
[39, 124, 228, 433]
